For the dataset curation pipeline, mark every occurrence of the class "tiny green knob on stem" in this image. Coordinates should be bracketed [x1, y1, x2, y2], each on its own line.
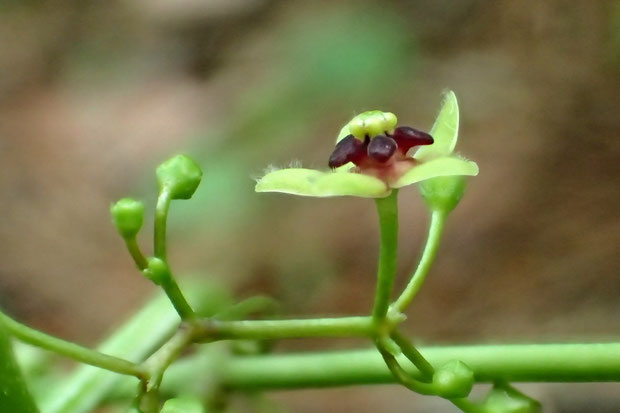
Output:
[143, 257, 171, 286]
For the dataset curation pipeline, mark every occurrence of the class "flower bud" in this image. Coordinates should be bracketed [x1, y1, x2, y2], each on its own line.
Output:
[110, 198, 144, 239]
[481, 387, 541, 413]
[419, 175, 467, 213]
[142, 257, 171, 286]
[156, 154, 203, 200]
[432, 360, 474, 398]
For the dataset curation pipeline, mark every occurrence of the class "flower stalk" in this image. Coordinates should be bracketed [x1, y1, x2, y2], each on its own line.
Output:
[392, 209, 448, 312]
[372, 190, 400, 324]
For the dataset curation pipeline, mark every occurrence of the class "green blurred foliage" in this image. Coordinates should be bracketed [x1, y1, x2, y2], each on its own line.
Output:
[0, 324, 39, 413]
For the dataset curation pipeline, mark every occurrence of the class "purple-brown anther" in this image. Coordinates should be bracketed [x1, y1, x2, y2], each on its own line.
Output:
[328, 125, 434, 175]
[367, 135, 397, 162]
[328, 135, 368, 168]
[391, 126, 434, 154]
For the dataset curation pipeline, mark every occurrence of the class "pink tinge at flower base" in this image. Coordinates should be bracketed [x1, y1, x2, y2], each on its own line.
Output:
[255, 91, 479, 198]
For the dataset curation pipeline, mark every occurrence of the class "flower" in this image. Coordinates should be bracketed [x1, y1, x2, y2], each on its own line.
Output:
[255, 91, 478, 198]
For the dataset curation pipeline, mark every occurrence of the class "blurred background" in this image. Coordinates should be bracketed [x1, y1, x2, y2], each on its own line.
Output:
[1, 0, 619, 411]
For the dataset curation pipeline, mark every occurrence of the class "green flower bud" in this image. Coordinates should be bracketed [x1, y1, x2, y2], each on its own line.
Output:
[156, 154, 203, 200]
[481, 386, 541, 413]
[142, 257, 171, 286]
[432, 360, 474, 398]
[110, 198, 144, 239]
[419, 175, 467, 213]
[160, 397, 205, 413]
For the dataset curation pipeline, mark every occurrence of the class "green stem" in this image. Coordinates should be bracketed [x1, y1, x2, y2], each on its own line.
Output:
[391, 329, 435, 379]
[372, 190, 400, 323]
[125, 237, 147, 270]
[218, 342, 620, 389]
[40, 283, 218, 413]
[154, 190, 171, 260]
[392, 209, 447, 313]
[195, 316, 374, 341]
[152, 189, 195, 320]
[139, 324, 197, 412]
[214, 296, 279, 321]
[143, 324, 196, 391]
[377, 346, 435, 395]
[450, 398, 483, 413]
[0, 311, 145, 379]
[161, 275, 195, 320]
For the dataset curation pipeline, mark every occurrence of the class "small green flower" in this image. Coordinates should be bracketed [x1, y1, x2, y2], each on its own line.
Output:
[255, 91, 478, 198]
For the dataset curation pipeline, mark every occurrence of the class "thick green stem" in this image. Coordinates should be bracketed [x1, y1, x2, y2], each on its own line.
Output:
[218, 343, 620, 389]
[0, 311, 145, 379]
[154, 190, 171, 260]
[392, 209, 447, 313]
[450, 398, 483, 413]
[372, 190, 400, 323]
[125, 237, 147, 270]
[195, 316, 374, 341]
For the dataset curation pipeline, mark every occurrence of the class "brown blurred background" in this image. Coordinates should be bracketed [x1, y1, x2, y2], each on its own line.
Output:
[1, 0, 620, 411]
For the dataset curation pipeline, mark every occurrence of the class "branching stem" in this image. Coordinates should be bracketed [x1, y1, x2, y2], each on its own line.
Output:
[0, 311, 145, 379]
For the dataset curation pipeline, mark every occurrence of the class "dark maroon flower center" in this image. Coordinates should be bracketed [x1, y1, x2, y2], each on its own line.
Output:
[328, 126, 434, 169]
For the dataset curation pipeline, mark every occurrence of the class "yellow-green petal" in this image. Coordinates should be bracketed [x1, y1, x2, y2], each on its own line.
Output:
[414, 90, 459, 161]
[391, 156, 478, 189]
[336, 123, 351, 143]
[255, 168, 390, 198]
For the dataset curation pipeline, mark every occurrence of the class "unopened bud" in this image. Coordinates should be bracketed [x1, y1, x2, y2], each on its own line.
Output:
[156, 154, 203, 200]
[432, 359, 474, 398]
[110, 198, 144, 239]
[419, 175, 467, 213]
